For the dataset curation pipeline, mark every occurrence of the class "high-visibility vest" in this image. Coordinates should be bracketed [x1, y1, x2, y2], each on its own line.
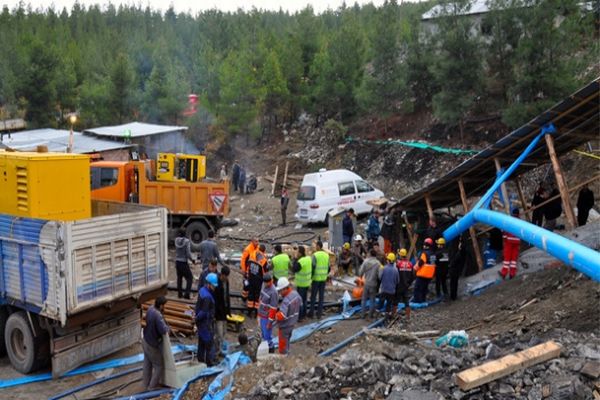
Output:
[272, 253, 290, 280]
[295, 256, 312, 288]
[312, 250, 329, 282]
[416, 251, 435, 279]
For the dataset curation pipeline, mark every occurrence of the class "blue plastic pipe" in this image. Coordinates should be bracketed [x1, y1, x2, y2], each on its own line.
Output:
[472, 209, 600, 281]
[318, 317, 385, 357]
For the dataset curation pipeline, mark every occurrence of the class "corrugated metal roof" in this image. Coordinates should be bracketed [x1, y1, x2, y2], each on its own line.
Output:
[396, 78, 600, 211]
[0, 129, 131, 153]
[84, 122, 188, 138]
[422, 0, 490, 20]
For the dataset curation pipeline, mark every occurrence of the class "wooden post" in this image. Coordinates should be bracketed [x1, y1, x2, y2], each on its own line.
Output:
[425, 194, 434, 221]
[494, 158, 511, 214]
[270, 165, 279, 197]
[282, 161, 289, 189]
[515, 178, 531, 222]
[458, 179, 484, 272]
[545, 134, 577, 229]
[403, 213, 419, 260]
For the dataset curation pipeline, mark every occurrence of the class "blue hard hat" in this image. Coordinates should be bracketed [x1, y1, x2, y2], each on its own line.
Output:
[206, 272, 219, 287]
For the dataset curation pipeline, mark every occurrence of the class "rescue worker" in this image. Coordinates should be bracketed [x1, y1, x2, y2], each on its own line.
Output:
[199, 259, 218, 290]
[424, 218, 442, 242]
[175, 228, 195, 299]
[449, 235, 467, 301]
[235, 333, 261, 362]
[500, 208, 521, 280]
[195, 272, 218, 366]
[198, 230, 225, 271]
[338, 242, 353, 276]
[308, 241, 329, 319]
[380, 212, 395, 254]
[271, 244, 291, 282]
[239, 166, 247, 194]
[413, 238, 436, 303]
[241, 237, 259, 301]
[352, 234, 367, 275]
[258, 273, 278, 353]
[280, 186, 290, 225]
[232, 160, 240, 192]
[142, 296, 169, 391]
[372, 241, 386, 265]
[214, 265, 231, 357]
[246, 244, 268, 317]
[275, 277, 302, 355]
[342, 208, 355, 245]
[531, 185, 546, 226]
[292, 246, 312, 321]
[359, 248, 382, 319]
[435, 238, 450, 299]
[366, 210, 381, 245]
[395, 248, 414, 321]
[378, 253, 399, 321]
[577, 184, 595, 226]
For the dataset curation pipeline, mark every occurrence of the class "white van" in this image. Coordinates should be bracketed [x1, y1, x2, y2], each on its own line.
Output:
[295, 169, 384, 223]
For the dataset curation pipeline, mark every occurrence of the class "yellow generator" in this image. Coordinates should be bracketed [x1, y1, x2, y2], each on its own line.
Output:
[156, 153, 206, 182]
[0, 150, 91, 220]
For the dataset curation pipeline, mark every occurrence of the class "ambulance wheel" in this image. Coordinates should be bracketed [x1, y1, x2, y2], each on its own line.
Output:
[186, 221, 209, 246]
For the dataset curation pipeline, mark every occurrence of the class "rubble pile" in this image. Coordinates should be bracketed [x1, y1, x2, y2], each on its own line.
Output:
[238, 327, 600, 400]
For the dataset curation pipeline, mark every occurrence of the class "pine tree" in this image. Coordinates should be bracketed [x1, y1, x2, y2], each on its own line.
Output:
[259, 50, 289, 137]
[109, 54, 133, 123]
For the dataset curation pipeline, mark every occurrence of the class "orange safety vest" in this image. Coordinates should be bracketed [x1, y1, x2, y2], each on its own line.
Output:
[241, 243, 258, 274]
[416, 251, 435, 279]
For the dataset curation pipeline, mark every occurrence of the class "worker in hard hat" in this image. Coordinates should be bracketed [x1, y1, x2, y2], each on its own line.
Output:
[358, 248, 382, 320]
[275, 277, 302, 355]
[378, 253, 399, 321]
[338, 242, 353, 276]
[271, 244, 291, 282]
[241, 238, 259, 303]
[292, 245, 312, 321]
[258, 273, 278, 353]
[195, 272, 218, 366]
[500, 208, 522, 279]
[395, 248, 414, 321]
[435, 237, 450, 299]
[412, 238, 436, 304]
[308, 241, 330, 319]
[246, 244, 268, 318]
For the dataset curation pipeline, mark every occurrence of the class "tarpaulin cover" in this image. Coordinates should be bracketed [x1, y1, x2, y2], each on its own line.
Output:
[203, 351, 251, 400]
[345, 137, 479, 155]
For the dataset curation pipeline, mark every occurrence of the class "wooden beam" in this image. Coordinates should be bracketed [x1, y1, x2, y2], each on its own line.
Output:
[458, 179, 483, 271]
[425, 194, 434, 221]
[282, 161, 289, 189]
[403, 213, 418, 260]
[545, 134, 577, 229]
[515, 177, 531, 222]
[494, 158, 511, 214]
[455, 341, 562, 391]
[270, 165, 279, 197]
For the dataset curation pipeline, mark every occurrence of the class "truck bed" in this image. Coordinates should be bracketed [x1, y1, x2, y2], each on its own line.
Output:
[0, 200, 168, 326]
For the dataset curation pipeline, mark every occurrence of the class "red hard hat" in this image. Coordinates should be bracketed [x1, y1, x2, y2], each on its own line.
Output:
[424, 238, 434, 246]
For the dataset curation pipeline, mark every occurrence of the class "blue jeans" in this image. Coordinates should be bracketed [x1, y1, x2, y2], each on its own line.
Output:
[297, 286, 309, 320]
[308, 281, 326, 318]
[259, 317, 274, 350]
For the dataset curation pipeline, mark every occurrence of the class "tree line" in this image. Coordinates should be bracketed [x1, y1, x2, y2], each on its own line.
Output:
[0, 0, 596, 140]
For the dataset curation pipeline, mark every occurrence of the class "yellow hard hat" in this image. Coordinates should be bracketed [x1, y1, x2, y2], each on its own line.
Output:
[343, 242, 351, 250]
[386, 253, 396, 262]
[436, 238, 446, 245]
[399, 248, 408, 257]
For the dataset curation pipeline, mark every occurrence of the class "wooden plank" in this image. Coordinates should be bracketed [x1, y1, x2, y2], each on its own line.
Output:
[515, 177, 531, 221]
[494, 158, 511, 214]
[458, 179, 483, 271]
[271, 165, 279, 197]
[282, 161, 289, 189]
[545, 134, 577, 229]
[455, 341, 562, 391]
[403, 213, 418, 260]
[425, 194, 434, 221]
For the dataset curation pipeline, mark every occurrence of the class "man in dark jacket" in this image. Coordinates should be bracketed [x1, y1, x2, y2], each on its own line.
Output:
[142, 296, 169, 391]
[543, 187, 562, 232]
[175, 229, 195, 299]
[449, 235, 467, 301]
[531, 185, 546, 226]
[366, 210, 381, 245]
[196, 273, 218, 366]
[342, 208, 355, 245]
[232, 160, 240, 192]
[239, 167, 247, 195]
[577, 184, 595, 226]
[199, 230, 225, 270]
[435, 238, 450, 299]
[280, 186, 290, 225]
[214, 266, 231, 356]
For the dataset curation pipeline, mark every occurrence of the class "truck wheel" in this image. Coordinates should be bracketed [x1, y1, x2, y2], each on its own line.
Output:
[0, 308, 8, 356]
[5, 312, 49, 374]
[186, 221, 209, 246]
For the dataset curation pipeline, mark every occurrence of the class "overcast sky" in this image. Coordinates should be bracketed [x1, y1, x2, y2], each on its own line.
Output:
[1, 0, 388, 14]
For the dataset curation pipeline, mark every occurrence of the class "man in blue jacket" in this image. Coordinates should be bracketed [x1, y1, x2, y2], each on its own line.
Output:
[366, 210, 381, 245]
[342, 208, 355, 245]
[195, 273, 218, 366]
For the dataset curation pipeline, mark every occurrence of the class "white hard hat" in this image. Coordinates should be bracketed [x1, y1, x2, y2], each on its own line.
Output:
[354, 234, 363, 241]
[276, 277, 290, 291]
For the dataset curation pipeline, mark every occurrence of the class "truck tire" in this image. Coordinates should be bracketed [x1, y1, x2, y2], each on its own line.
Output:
[5, 311, 49, 374]
[0, 308, 8, 356]
[186, 221, 209, 246]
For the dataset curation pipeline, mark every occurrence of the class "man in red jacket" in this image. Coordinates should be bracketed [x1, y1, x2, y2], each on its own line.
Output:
[500, 208, 521, 280]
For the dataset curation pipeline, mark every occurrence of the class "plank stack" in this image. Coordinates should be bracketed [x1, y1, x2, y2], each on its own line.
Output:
[141, 299, 196, 336]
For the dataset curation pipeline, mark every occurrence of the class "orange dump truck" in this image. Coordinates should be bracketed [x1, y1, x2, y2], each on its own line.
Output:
[90, 155, 229, 245]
